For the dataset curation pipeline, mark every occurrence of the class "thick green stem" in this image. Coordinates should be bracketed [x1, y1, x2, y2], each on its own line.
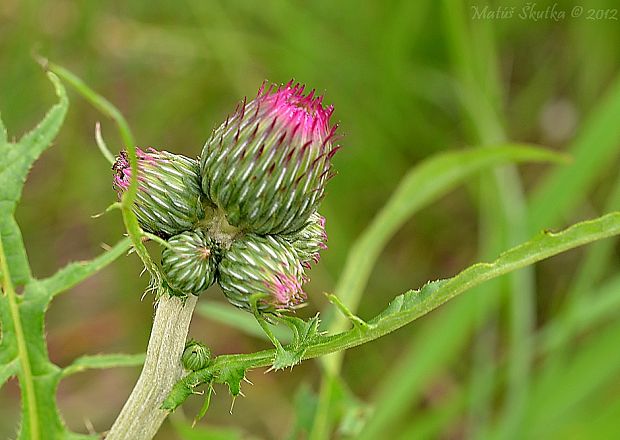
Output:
[107, 294, 198, 440]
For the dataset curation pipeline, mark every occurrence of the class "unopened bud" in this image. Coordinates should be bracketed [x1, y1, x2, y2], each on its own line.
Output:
[218, 233, 306, 313]
[201, 81, 339, 235]
[113, 148, 205, 237]
[182, 339, 211, 371]
[161, 230, 218, 295]
[283, 212, 327, 268]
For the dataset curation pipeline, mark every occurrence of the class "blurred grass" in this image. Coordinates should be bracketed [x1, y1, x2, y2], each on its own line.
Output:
[1, 0, 620, 438]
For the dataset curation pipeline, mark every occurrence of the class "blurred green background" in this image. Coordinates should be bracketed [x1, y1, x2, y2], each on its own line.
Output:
[1, 0, 620, 438]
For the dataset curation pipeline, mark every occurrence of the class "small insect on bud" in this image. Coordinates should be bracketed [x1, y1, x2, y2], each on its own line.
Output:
[218, 233, 307, 314]
[201, 81, 339, 235]
[283, 212, 327, 269]
[182, 339, 211, 371]
[161, 230, 219, 295]
[113, 148, 205, 237]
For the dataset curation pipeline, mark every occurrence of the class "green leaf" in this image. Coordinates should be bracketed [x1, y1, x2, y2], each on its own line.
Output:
[40, 238, 132, 300]
[0, 358, 18, 390]
[0, 73, 70, 440]
[366, 212, 620, 328]
[271, 315, 322, 371]
[61, 353, 145, 378]
[218, 365, 247, 397]
[0, 72, 68, 285]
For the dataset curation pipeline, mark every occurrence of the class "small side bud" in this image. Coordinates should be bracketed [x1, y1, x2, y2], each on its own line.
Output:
[113, 148, 206, 237]
[161, 230, 219, 295]
[283, 212, 327, 268]
[218, 234, 307, 314]
[182, 339, 211, 371]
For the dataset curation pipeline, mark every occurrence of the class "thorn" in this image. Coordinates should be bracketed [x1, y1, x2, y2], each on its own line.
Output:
[239, 390, 246, 398]
[229, 396, 237, 414]
[100, 242, 112, 251]
[243, 377, 254, 385]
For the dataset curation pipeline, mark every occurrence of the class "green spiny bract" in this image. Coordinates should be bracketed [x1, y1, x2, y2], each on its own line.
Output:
[161, 230, 218, 295]
[182, 339, 212, 371]
[200, 81, 339, 235]
[218, 233, 307, 313]
[113, 148, 205, 237]
[282, 211, 327, 268]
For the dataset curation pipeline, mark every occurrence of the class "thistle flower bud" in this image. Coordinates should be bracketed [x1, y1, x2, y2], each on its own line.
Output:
[283, 212, 328, 268]
[218, 233, 306, 313]
[113, 148, 205, 237]
[161, 230, 218, 295]
[182, 339, 211, 371]
[201, 81, 339, 235]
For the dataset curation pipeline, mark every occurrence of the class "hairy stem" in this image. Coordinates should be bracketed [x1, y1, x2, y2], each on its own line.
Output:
[107, 293, 198, 440]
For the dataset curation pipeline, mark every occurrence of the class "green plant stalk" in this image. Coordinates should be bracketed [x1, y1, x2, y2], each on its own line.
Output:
[165, 211, 620, 411]
[0, 237, 39, 440]
[107, 293, 198, 440]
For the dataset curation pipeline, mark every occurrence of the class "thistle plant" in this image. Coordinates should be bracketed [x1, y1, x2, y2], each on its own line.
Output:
[110, 82, 337, 313]
[2, 63, 620, 440]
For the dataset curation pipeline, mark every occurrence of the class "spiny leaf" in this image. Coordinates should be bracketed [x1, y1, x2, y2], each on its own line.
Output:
[217, 365, 247, 397]
[61, 353, 145, 378]
[0, 72, 68, 208]
[0, 73, 70, 440]
[0, 72, 68, 285]
[0, 359, 18, 390]
[279, 314, 322, 347]
[271, 315, 323, 370]
[164, 211, 620, 412]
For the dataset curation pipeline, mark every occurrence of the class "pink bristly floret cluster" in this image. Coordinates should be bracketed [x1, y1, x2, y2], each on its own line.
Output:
[256, 80, 338, 142]
[112, 147, 157, 195]
[266, 270, 307, 308]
